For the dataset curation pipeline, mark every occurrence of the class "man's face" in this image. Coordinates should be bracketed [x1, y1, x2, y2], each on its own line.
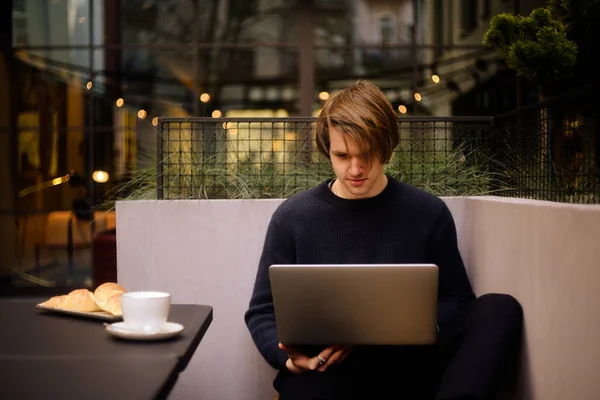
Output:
[328, 126, 387, 199]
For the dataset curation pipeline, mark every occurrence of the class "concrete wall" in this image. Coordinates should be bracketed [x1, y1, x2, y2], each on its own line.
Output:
[116, 196, 600, 400]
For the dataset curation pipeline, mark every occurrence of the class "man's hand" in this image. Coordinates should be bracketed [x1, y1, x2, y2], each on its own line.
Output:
[279, 343, 353, 373]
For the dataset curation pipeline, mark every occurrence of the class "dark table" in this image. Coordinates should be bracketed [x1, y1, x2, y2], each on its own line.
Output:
[0, 299, 213, 400]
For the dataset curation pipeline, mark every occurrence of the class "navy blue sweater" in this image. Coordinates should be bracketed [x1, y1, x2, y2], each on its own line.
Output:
[244, 176, 475, 370]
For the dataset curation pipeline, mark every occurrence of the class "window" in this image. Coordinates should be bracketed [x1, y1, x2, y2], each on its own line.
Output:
[433, 0, 444, 56]
[13, 17, 28, 46]
[12, 0, 27, 45]
[461, 0, 478, 35]
[13, 0, 25, 12]
[379, 16, 393, 45]
[483, 0, 491, 19]
[114, 108, 138, 177]
[315, 0, 346, 10]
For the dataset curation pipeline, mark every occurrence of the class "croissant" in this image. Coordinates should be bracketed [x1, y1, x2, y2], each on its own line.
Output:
[40, 289, 101, 312]
[93, 282, 126, 316]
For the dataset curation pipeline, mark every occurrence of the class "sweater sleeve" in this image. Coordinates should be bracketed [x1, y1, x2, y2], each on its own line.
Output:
[427, 202, 475, 334]
[244, 211, 295, 370]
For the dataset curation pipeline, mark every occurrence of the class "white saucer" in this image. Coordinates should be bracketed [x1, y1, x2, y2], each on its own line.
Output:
[106, 322, 184, 341]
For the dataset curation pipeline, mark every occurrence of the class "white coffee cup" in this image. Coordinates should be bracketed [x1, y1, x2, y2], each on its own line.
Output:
[120, 291, 171, 334]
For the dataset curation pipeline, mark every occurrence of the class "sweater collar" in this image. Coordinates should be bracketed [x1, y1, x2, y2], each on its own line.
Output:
[317, 175, 398, 210]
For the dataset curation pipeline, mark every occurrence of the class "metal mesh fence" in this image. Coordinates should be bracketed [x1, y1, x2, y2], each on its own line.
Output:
[492, 83, 600, 203]
[157, 83, 600, 203]
[157, 117, 495, 200]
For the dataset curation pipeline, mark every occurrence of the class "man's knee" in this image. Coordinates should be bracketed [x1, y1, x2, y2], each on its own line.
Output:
[471, 293, 523, 331]
[476, 293, 522, 315]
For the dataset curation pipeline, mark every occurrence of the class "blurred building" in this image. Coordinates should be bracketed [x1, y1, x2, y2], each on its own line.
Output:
[421, 0, 545, 115]
[0, 0, 542, 284]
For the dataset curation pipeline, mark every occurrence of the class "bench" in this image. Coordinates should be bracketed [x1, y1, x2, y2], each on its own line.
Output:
[116, 197, 600, 400]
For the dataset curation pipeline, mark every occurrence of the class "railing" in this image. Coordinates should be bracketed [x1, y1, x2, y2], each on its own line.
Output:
[157, 82, 600, 204]
[157, 117, 495, 200]
[492, 83, 600, 203]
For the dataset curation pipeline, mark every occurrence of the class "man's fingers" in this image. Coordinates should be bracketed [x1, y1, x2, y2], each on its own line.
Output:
[279, 343, 292, 353]
[295, 355, 321, 372]
[314, 346, 342, 372]
[279, 343, 301, 358]
[317, 346, 353, 372]
[282, 344, 352, 374]
[281, 343, 320, 373]
[337, 346, 353, 362]
[285, 358, 303, 374]
[317, 351, 340, 372]
[317, 347, 346, 371]
[317, 346, 338, 364]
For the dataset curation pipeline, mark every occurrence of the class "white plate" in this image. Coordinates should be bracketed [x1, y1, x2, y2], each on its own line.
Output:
[36, 304, 121, 321]
[105, 322, 184, 341]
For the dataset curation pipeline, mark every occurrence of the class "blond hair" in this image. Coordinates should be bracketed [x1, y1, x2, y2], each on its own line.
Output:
[316, 80, 399, 163]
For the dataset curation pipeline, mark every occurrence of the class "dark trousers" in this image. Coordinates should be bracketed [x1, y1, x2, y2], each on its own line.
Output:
[276, 293, 523, 400]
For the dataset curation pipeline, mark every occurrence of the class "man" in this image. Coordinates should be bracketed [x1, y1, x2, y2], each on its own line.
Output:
[245, 80, 523, 399]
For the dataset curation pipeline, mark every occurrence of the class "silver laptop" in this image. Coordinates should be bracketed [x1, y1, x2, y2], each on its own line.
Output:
[269, 264, 438, 346]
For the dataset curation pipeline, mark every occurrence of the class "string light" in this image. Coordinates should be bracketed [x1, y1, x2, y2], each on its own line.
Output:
[92, 170, 109, 183]
[431, 62, 439, 84]
[414, 93, 422, 102]
[137, 109, 147, 119]
[212, 110, 222, 118]
[398, 105, 407, 114]
[116, 98, 124, 107]
[200, 93, 210, 103]
[318, 91, 330, 101]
